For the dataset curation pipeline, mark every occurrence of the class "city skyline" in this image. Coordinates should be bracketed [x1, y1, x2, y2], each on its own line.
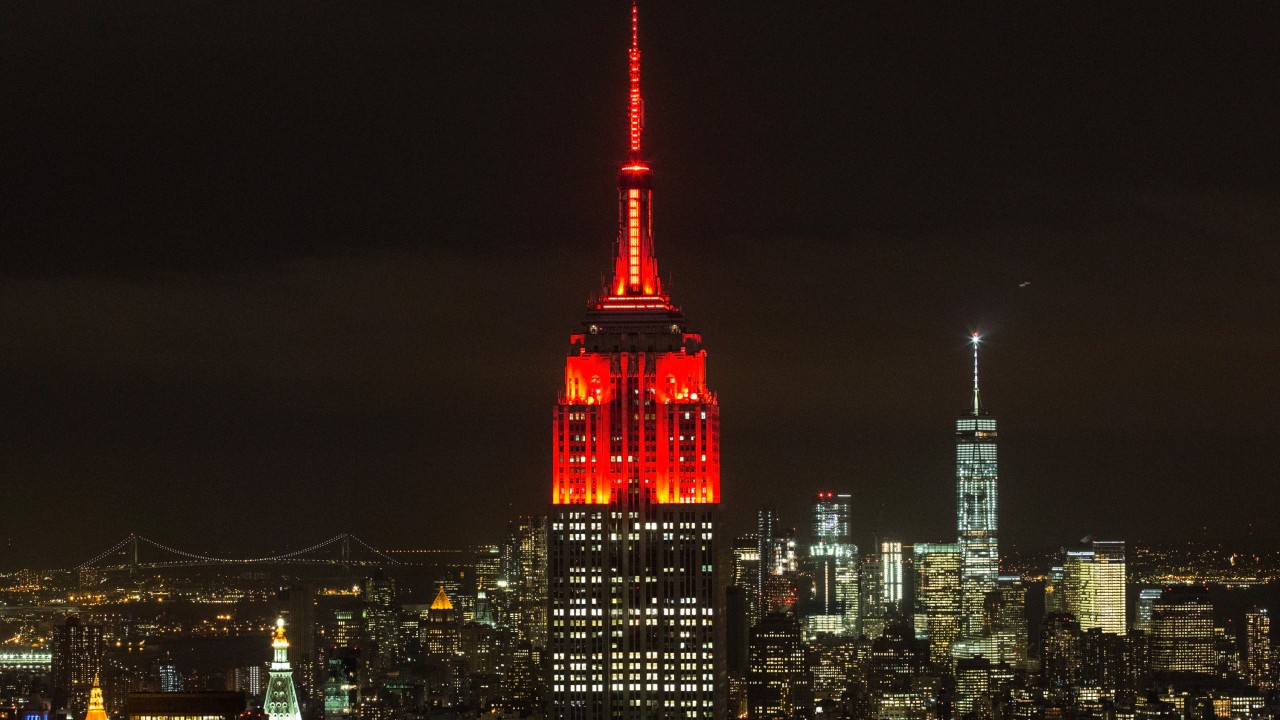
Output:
[3, 3, 1279, 567]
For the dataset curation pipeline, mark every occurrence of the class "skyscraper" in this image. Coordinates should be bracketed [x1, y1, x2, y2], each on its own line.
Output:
[913, 543, 961, 665]
[1063, 540, 1127, 636]
[808, 493, 858, 637]
[423, 587, 460, 657]
[1134, 588, 1162, 632]
[51, 616, 102, 715]
[860, 553, 885, 638]
[1040, 613, 1083, 691]
[881, 541, 905, 614]
[264, 618, 303, 720]
[747, 614, 811, 720]
[956, 333, 998, 636]
[362, 576, 398, 676]
[756, 510, 798, 618]
[502, 515, 548, 651]
[730, 535, 761, 629]
[547, 5, 719, 717]
[1244, 607, 1274, 690]
[1150, 588, 1216, 675]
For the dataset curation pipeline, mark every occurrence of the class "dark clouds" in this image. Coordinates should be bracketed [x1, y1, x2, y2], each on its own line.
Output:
[1, 2, 1277, 567]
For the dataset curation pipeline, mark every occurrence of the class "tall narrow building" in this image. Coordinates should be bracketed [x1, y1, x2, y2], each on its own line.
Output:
[956, 333, 998, 635]
[913, 543, 961, 665]
[265, 618, 303, 720]
[52, 616, 103, 715]
[808, 493, 858, 637]
[1245, 607, 1274, 690]
[547, 4, 719, 718]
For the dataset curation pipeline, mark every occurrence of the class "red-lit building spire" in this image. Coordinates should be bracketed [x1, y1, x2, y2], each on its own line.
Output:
[549, 7, 719, 714]
[628, 0, 643, 157]
[553, 2, 719, 507]
[609, 0, 662, 300]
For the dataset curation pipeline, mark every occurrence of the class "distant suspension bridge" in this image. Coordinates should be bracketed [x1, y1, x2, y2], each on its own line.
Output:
[71, 532, 402, 571]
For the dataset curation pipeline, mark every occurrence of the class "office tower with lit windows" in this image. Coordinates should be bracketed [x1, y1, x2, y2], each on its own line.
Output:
[362, 576, 398, 675]
[546, 5, 719, 718]
[725, 535, 758, 719]
[1040, 613, 1083, 691]
[1045, 566, 1067, 615]
[1063, 540, 1127, 636]
[952, 576, 1027, 669]
[988, 577, 1028, 659]
[502, 515, 549, 650]
[730, 535, 761, 629]
[1150, 588, 1216, 674]
[809, 493, 858, 637]
[747, 614, 811, 720]
[881, 541, 905, 615]
[757, 513, 798, 617]
[322, 651, 357, 720]
[51, 616, 103, 715]
[423, 587, 461, 657]
[1134, 588, 1162, 632]
[1244, 607, 1274, 690]
[860, 553, 885, 638]
[756, 510, 778, 620]
[956, 334, 998, 636]
[913, 543, 962, 665]
[1080, 628, 1127, 694]
[234, 665, 265, 697]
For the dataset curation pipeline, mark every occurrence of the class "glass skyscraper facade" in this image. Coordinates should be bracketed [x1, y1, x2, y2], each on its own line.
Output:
[913, 543, 962, 665]
[808, 492, 858, 637]
[881, 541, 905, 613]
[957, 335, 998, 635]
[1063, 540, 1127, 636]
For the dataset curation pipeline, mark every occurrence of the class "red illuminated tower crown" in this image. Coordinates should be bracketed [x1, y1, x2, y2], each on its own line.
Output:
[604, 0, 664, 306]
[552, 1, 719, 506]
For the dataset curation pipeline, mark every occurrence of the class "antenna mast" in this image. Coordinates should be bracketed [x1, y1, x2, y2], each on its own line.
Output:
[971, 332, 982, 416]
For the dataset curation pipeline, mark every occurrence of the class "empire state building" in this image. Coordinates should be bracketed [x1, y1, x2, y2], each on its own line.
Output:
[548, 4, 720, 719]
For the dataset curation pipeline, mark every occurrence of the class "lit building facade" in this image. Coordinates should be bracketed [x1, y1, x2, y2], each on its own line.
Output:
[1134, 588, 1162, 632]
[1040, 613, 1083, 691]
[1063, 540, 1126, 636]
[51, 616, 102, 715]
[1150, 589, 1216, 674]
[809, 493, 858, 637]
[757, 510, 798, 617]
[362, 577, 398, 675]
[547, 5, 718, 718]
[881, 541, 905, 614]
[503, 515, 549, 651]
[1244, 607, 1274, 690]
[264, 618, 303, 720]
[423, 587, 460, 657]
[956, 335, 998, 636]
[860, 553, 885, 638]
[747, 614, 810, 720]
[912, 543, 961, 665]
[85, 677, 108, 720]
[730, 535, 760, 629]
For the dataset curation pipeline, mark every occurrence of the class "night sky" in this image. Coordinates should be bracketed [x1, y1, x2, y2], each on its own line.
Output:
[3, 2, 1278, 568]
